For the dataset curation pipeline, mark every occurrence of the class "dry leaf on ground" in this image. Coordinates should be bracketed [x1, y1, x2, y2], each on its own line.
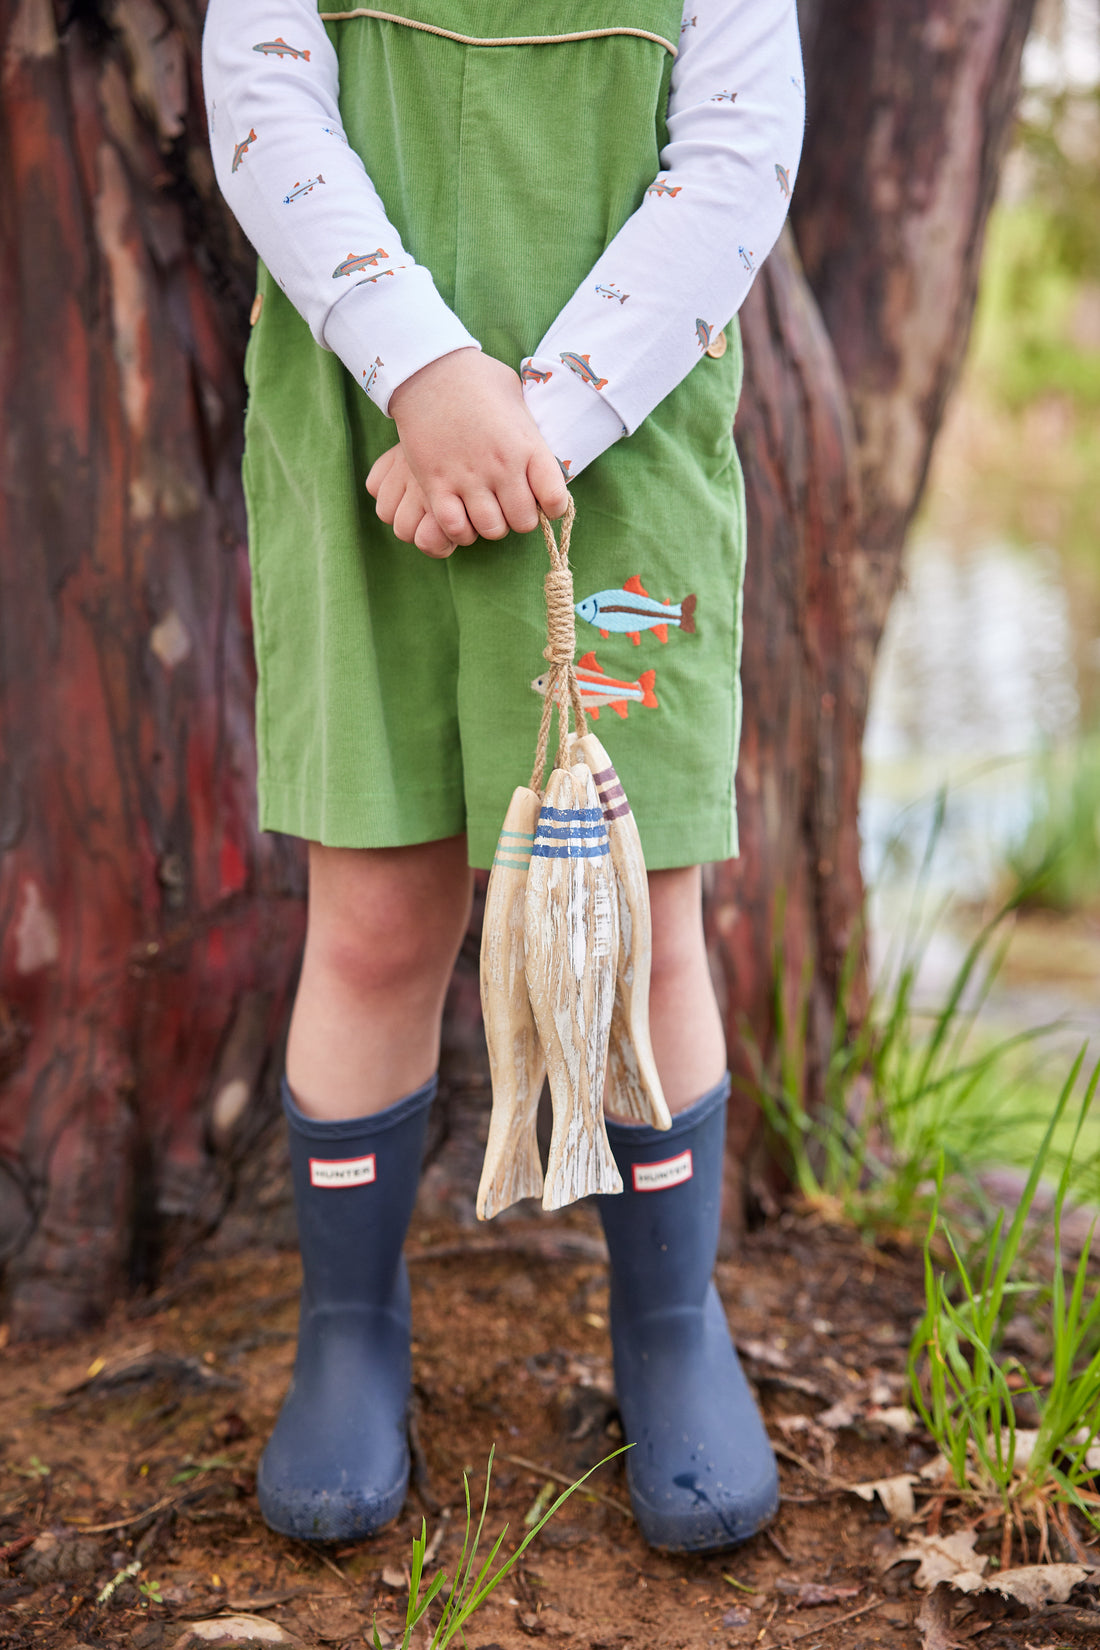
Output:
[851, 1473, 919, 1524]
[175, 1617, 296, 1646]
[892, 1529, 987, 1590]
[915, 1584, 969, 1650]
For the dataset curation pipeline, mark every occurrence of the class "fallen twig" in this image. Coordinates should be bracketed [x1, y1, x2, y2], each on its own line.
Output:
[774, 1595, 883, 1644]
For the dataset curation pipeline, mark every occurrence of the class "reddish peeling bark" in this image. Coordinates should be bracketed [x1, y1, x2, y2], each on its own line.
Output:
[0, 0, 304, 1335]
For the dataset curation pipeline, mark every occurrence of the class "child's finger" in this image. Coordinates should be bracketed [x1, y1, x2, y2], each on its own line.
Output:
[393, 488, 427, 545]
[414, 515, 455, 558]
[495, 476, 540, 538]
[426, 490, 478, 547]
[463, 490, 509, 542]
[373, 464, 406, 525]
[365, 446, 400, 500]
[527, 449, 572, 520]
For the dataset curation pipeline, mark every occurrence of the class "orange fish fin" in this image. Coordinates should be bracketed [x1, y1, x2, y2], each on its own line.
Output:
[652, 624, 668, 645]
[579, 651, 603, 674]
[623, 574, 649, 597]
[628, 631, 641, 646]
[599, 628, 609, 639]
[588, 704, 601, 720]
[610, 701, 630, 719]
[274, 36, 286, 42]
[639, 670, 658, 709]
[680, 594, 697, 634]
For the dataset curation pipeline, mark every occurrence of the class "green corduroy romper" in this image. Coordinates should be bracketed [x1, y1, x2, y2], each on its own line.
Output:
[242, 0, 747, 870]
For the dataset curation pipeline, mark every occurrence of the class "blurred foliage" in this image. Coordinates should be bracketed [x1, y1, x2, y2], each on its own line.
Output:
[1007, 730, 1100, 912]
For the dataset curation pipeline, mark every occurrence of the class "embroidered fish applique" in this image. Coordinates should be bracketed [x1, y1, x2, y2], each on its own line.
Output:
[739, 244, 755, 272]
[232, 128, 257, 172]
[362, 356, 383, 394]
[595, 284, 629, 304]
[521, 363, 553, 386]
[775, 163, 791, 197]
[575, 576, 697, 646]
[647, 176, 681, 198]
[532, 653, 658, 720]
[560, 352, 608, 391]
[332, 250, 387, 277]
[284, 175, 324, 203]
[253, 38, 311, 60]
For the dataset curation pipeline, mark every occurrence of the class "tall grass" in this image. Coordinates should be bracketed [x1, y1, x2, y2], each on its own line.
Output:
[908, 1052, 1100, 1564]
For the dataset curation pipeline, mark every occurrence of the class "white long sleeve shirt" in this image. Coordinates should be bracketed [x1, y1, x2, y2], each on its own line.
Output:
[203, 1, 804, 477]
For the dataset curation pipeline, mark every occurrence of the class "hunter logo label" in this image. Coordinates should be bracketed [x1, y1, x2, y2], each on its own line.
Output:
[632, 1149, 693, 1192]
[309, 1153, 376, 1189]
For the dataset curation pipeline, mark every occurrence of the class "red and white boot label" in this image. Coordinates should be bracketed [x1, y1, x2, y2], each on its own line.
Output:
[309, 1153, 376, 1188]
[632, 1149, 693, 1192]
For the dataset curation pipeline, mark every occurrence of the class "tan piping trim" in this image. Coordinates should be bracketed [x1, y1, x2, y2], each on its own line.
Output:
[317, 10, 677, 54]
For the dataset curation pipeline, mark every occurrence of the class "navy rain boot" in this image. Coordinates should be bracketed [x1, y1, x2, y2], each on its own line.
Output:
[257, 1075, 435, 1542]
[597, 1078, 778, 1551]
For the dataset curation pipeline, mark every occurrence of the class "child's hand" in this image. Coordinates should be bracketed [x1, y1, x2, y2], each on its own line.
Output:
[387, 349, 570, 545]
[366, 445, 456, 558]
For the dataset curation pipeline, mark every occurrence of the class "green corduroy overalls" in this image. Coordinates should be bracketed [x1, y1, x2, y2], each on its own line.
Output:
[242, 0, 747, 870]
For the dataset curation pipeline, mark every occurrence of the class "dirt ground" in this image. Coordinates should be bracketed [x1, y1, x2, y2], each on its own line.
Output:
[2, 1191, 1098, 1650]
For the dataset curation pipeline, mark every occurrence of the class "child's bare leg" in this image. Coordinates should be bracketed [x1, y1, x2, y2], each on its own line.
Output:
[286, 837, 474, 1120]
[636, 864, 726, 1115]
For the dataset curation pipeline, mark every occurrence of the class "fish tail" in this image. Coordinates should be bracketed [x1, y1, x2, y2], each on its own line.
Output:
[680, 593, 697, 634]
[639, 670, 658, 709]
[302, 48, 311, 60]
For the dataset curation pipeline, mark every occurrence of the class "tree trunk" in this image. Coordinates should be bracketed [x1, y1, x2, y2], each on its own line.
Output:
[0, 0, 1035, 1332]
[0, 0, 304, 1336]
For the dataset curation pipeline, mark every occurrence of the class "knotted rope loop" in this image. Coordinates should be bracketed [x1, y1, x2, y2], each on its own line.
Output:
[530, 498, 588, 794]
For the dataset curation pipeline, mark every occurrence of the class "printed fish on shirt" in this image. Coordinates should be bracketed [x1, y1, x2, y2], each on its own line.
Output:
[232, 128, 257, 172]
[284, 175, 324, 203]
[710, 90, 737, 102]
[531, 653, 658, 721]
[575, 575, 697, 645]
[521, 363, 553, 386]
[739, 244, 755, 271]
[362, 356, 382, 394]
[332, 250, 387, 277]
[775, 163, 791, 197]
[595, 284, 629, 304]
[253, 38, 311, 60]
[696, 317, 715, 350]
[560, 353, 608, 391]
[647, 176, 681, 197]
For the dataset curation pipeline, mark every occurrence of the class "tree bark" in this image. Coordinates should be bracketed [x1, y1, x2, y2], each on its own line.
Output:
[0, 0, 304, 1336]
[0, 0, 1035, 1330]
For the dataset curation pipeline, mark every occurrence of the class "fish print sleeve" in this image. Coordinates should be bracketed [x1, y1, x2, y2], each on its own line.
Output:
[523, 0, 804, 478]
[202, 0, 480, 415]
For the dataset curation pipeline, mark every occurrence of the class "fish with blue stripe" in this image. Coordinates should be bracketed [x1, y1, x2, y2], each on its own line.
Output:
[575, 575, 696, 646]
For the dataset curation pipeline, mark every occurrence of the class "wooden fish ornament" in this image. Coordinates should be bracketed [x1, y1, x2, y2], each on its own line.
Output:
[476, 786, 546, 1219]
[524, 764, 623, 1209]
[571, 732, 671, 1131]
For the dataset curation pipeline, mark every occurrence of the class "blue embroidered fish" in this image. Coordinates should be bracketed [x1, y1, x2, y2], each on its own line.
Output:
[595, 283, 629, 304]
[739, 244, 755, 272]
[333, 250, 387, 277]
[521, 363, 553, 386]
[696, 318, 714, 350]
[575, 575, 697, 646]
[647, 176, 681, 198]
[560, 352, 608, 391]
[253, 37, 311, 60]
[362, 356, 382, 394]
[775, 163, 791, 197]
[284, 175, 324, 203]
[232, 128, 257, 172]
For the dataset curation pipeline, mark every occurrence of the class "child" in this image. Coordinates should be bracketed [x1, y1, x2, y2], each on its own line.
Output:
[203, 0, 803, 1553]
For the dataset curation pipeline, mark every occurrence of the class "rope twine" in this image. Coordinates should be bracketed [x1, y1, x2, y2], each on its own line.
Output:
[530, 498, 587, 794]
